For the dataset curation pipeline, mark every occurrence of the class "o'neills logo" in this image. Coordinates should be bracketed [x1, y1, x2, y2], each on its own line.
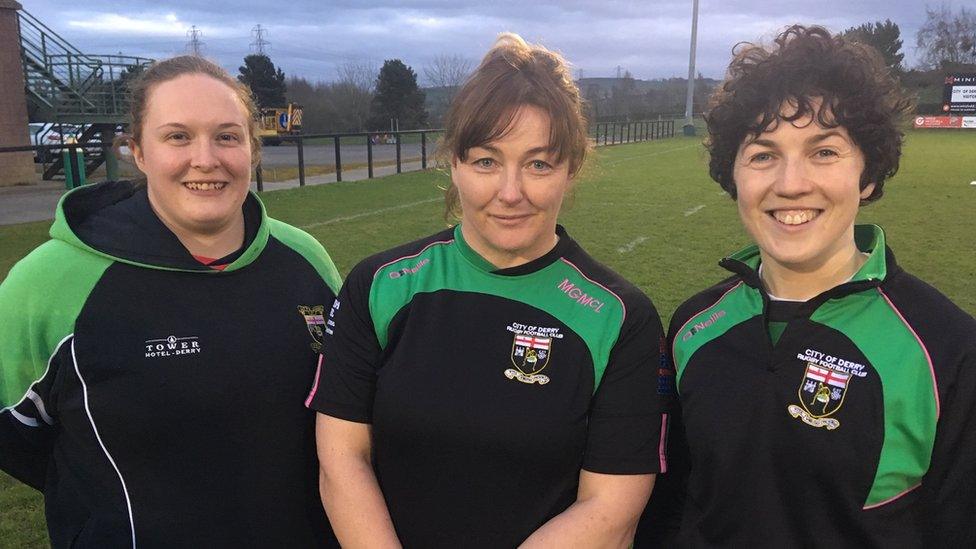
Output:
[144, 335, 201, 358]
[556, 278, 604, 312]
[389, 258, 430, 279]
[681, 310, 726, 341]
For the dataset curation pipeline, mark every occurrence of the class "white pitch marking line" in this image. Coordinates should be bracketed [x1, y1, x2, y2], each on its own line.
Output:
[617, 236, 649, 254]
[301, 197, 441, 229]
[684, 204, 706, 216]
[604, 144, 699, 166]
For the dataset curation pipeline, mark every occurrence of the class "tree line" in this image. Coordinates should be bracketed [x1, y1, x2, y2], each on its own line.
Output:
[234, 5, 975, 134]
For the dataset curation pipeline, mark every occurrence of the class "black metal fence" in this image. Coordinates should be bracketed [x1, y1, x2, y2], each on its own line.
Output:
[593, 120, 675, 146]
[257, 129, 444, 192]
[0, 120, 678, 191]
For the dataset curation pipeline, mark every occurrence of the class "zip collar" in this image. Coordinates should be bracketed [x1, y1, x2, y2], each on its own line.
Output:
[719, 224, 897, 303]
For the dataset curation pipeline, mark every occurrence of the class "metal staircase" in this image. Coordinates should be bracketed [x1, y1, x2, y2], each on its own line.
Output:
[18, 9, 153, 179]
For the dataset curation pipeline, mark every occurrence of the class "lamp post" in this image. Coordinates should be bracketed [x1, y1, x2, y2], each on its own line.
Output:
[683, 0, 700, 136]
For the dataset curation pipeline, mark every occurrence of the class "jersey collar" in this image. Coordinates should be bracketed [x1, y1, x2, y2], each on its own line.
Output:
[721, 224, 892, 292]
[452, 223, 574, 276]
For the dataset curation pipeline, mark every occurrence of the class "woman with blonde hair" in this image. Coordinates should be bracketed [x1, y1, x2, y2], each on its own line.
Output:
[309, 33, 670, 548]
[0, 56, 340, 547]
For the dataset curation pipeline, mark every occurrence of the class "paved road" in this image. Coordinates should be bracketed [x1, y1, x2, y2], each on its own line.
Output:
[0, 160, 432, 226]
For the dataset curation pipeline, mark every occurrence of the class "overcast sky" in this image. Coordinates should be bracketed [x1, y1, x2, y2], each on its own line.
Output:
[23, 0, 950, 84]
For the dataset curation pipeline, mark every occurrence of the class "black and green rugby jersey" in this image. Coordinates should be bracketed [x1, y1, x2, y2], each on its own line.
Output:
[308, 224, 670, 548]
[0, 181, 341, 548]
[636, 225, 976, 547]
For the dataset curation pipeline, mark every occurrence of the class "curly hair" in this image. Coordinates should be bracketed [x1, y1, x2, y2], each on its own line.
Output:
[437, 32, 589, 220]
[705, 25, 913, 202]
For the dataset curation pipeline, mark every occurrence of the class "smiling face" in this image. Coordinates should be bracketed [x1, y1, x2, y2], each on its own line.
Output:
[451, 105, 571, 269]
[132, 73, 252, 244]
[733, 100, 875, 282]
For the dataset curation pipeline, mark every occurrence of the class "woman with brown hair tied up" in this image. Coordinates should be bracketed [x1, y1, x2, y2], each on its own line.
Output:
[0, 56, 341, 547]
[637, 25, 976, 547]
[308, 33, 671, 548]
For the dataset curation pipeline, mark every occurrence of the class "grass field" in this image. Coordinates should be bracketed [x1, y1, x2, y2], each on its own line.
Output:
[1, 129, 974, 545]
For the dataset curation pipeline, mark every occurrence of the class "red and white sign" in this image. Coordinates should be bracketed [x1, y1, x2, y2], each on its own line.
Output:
[805, 364, 850, 388]
[914, 116, 976, 128]
[515, 334, 551, 350]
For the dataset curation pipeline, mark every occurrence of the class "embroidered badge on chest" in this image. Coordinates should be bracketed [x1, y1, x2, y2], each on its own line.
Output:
[297, 305, 326, 352]
[787, 347, 870, 430]
[503, 322, 563, 385]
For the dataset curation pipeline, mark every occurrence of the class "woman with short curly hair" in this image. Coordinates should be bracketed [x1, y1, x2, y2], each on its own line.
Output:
[637, 25, 976, 547]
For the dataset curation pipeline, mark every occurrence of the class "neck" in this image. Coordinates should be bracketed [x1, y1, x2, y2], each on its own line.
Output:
[172, 219, 246, 259]
[153, 209, 246, 260]
[460, 224, 559, 270]
[760, 245, 867, 301]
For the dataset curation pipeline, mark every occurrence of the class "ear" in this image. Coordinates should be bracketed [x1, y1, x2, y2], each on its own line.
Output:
[859, 182, 876, 200]
[131, 139, 146, 173]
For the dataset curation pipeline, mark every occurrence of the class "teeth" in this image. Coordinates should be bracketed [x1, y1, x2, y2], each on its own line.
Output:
[184, 181, 226, 191]
[773, 209, 819, 225]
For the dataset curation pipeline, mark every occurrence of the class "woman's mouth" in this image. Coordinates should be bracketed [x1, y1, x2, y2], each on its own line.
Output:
[183, 181, 227, 191]
[770, 209, 820, 226]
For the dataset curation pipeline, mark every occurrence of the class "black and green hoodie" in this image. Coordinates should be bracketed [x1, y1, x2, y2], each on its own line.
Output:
[637, 225, 976, 547]
[307, 224, 670, 548]
[0, 181, 341, 548]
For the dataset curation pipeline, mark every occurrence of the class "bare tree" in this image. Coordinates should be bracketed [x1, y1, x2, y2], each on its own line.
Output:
[337, 59, 379, 92]
[423, 54, 473, 89]
[916, 4, 976, 68]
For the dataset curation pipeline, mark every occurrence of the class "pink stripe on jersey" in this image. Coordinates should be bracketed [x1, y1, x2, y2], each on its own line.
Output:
[863, 482, 921, 510]
[658, 413, 669, 473]
[878, 288, 940, 418]
[373, 239, 454, 279]
[304, 353, 324, 408]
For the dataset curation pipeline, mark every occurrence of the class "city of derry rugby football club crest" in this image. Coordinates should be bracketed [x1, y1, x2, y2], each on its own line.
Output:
[505, 334, 552, 385]
[788, 362, 852, 430]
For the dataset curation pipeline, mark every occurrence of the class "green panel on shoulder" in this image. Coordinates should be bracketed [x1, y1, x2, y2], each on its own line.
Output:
[268, 219, 342, 294]
[0, 240, 112, 407]
[672, 282, 762, 390]
[811, 289, 937, 507]
[369, 237, 626, 390]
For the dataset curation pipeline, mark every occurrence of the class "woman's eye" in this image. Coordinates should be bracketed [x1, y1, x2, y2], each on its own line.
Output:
[474, 158, 495, 169]
[750, 152, 773, 163]
[815, 149, 838, 158]
[529, 160, 552, 171]
[218, 133, 241, 143]
[167, 133, 189, 142]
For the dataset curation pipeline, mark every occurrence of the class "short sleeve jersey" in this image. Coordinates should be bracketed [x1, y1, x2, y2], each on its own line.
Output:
[307, 225, 670, 548]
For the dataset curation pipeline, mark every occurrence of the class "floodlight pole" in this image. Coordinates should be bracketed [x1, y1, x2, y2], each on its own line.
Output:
[683, 0, 699, 136]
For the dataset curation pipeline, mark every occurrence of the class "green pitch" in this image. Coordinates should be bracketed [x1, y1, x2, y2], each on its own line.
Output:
[1, 130, 974, 545]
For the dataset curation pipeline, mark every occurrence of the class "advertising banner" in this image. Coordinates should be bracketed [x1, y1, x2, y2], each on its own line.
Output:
[943, 74, 976, 115]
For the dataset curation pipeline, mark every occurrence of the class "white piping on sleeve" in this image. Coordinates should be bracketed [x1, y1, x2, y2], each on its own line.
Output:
[0, 333, 74, 426]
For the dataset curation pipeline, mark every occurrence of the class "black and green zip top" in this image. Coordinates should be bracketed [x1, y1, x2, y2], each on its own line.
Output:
[637, 224, 976, 547]
[0, 180, 341, 548]
[308, 224, 671, 548]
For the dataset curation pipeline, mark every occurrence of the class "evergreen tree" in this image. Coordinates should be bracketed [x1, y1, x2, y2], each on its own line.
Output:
[238, 54, 287, 108]
[367, 59, 428, 131]
[844, 20, 905, 74]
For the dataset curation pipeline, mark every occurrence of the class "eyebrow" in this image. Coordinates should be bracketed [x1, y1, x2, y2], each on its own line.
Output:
[806, 130, 848, 145]
[743, 130, 849, 149]
[470, 144, 553, 157]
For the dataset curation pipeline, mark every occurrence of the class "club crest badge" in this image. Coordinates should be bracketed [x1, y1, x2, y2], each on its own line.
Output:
[297, 305, 326, 352]
[788, 362, 852, 430]
[505, 334, 552, 385]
